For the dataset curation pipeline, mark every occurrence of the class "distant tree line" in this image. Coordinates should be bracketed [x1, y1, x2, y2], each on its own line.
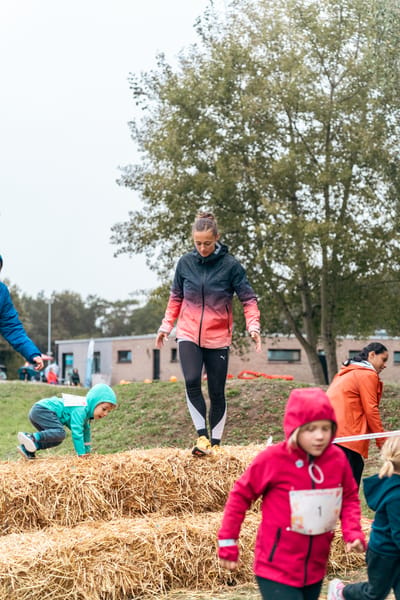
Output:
[0, 283, 167, 378]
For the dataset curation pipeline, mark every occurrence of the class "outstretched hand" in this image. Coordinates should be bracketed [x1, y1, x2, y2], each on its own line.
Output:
[33, 356, 44, 371]
[250, 331, 262, 353]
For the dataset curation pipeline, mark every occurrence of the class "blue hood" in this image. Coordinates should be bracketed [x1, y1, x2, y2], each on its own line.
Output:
[363, 473, 400, 511]
[86, 383, 117, 418]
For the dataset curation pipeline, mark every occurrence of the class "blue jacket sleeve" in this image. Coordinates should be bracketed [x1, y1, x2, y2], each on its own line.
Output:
[83, 421, 91, 454]
[69, 408, 89, 455]
[0, 283, 41, 361]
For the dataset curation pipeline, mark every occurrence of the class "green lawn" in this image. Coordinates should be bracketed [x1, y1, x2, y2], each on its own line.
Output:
[1, 378, 399, 464]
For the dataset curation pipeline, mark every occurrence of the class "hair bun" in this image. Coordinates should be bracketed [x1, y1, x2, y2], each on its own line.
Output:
[196, 212, 215, 221]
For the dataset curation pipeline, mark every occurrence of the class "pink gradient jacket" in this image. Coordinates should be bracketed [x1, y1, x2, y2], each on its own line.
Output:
[218, 388, 365, 587]
[159, 243, 260, 348]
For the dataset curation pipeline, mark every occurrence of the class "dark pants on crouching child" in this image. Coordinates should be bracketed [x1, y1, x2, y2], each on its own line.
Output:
[343, 548, 400, 600]
[29, 405, 66, 449]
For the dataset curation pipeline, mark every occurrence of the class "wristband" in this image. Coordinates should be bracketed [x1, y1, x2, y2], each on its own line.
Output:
[218, 539, 236, 547]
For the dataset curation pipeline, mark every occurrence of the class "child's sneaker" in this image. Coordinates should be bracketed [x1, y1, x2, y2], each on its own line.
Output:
[192, 435, 212, 456]
[328, 578, 345, 600]
[17, 445, 36, 460]
[211, 444, 224, 455]
[17, 432, 38, 453]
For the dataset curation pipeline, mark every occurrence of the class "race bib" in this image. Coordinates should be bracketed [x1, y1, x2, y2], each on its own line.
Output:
[289, 487, 342, 535]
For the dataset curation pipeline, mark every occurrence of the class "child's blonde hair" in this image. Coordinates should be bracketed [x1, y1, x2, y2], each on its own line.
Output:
[379, 436, 400, 478]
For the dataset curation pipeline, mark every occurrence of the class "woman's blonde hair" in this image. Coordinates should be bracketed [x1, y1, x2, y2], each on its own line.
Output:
[379, 436, 400, 478]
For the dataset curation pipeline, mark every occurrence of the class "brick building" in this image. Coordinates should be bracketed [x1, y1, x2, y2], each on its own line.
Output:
[55, 334, 400, 386]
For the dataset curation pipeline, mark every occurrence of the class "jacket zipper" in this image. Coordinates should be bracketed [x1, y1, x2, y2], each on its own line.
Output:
[268, 527, 281, 561]
[198, 266, 206, 346]
[303, 455, 316, 586]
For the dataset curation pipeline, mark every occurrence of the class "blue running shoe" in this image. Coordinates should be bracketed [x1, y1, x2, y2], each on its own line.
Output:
[17, 445, 36, 460]
[17, 432, 38, 453]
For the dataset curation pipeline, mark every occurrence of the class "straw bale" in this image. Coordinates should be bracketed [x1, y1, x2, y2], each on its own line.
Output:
[0, 445, 262, 534]
[328, 517, 372, 577]
[0, 512, 260, 600]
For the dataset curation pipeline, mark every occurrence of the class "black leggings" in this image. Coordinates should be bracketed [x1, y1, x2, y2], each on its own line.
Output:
[343, 547, 400, 600]
[336, 444, 364, 488]
[256, 576, 323, 600]
[178, 341, 229, 445]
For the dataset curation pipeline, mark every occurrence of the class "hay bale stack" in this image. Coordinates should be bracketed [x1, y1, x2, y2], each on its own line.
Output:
[0, 509, 372, 599]
[0, 445, 262, 534]
[0, 512, 260, 600]
[0, 445, 373, 598]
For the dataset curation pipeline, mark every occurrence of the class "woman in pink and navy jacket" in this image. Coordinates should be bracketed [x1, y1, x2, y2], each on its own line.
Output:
[218, 387, 365, 600]
[156, 212, 261, 456]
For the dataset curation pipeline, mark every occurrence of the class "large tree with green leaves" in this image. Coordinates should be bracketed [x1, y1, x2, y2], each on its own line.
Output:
[112, 0, 400, 383]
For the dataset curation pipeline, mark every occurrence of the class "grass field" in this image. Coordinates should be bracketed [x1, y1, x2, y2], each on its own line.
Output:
[0, 377, 308, 460]
[1, 377, 399, 463]
[1, 377, 399, 599]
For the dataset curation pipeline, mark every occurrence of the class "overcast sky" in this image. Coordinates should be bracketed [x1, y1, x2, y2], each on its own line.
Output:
[0, 0, 218, 302]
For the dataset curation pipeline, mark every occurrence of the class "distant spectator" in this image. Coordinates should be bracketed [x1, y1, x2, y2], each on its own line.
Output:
[0, 254, 43, 371]
[45, 359, 59, 379]
[18, 362, 40, 382]
[46, 369, 58, 385]
[70, 368, 81, 386]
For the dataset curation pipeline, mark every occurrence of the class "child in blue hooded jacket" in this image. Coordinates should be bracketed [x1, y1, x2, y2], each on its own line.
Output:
[17, 383, 117, 459]
[328, 435, 400, 600]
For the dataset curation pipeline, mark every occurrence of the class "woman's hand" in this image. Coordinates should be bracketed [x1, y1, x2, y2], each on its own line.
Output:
[155, 331, 168, 349]
[250, 331, 262, 353]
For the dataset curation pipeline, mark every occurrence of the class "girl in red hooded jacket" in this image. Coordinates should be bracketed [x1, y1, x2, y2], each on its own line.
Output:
[218, 387, 365, 600]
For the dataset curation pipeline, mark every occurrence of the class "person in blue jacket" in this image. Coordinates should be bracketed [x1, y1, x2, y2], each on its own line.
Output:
[17, 383, 117, 459]
[328, 435, 400, 600]
[0, 254, 43, 370]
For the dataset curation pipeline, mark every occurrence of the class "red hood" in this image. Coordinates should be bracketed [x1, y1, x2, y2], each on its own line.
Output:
[283, 387, 337, 440]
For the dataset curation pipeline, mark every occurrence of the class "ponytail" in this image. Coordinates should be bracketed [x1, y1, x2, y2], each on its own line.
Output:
[379, 437, 400, 478]
[343, 342, 387, 366]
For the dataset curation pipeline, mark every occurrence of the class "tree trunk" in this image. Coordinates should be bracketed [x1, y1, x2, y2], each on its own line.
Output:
[272, 285, 327, 385]
[320, 252, 338, 382]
